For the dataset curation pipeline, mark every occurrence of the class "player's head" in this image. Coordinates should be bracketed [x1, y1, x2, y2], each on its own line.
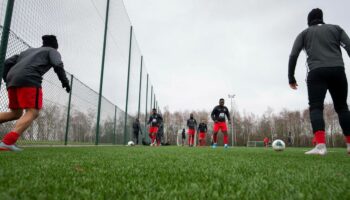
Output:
[152, 108, 157, 114]
[307, 8, 323, 26]
[42, 35, 58, 49]
[219, 98, 225, 106]
[190, 113, 193, 119]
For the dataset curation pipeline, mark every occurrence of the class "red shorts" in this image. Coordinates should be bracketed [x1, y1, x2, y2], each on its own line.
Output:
[188, 128, 195, 135]
[149, 126, 158, 134]
[213, 122, 227, 132]
[8, 87, 43, 110]
[199, 132, 206, 139]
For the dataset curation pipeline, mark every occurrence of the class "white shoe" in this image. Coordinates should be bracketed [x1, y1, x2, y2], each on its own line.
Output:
[0, 142, 23, 152]
[305, 144, 327, 155]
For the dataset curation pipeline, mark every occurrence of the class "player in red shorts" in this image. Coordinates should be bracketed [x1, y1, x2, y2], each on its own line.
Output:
[197, 120, 207, 146]
[211, 98, 231, 148]
[147, 108, 163, 146]
[0, 35, 71, 151]
[263, 137, 269, 148]
[186, 113, 197, 147]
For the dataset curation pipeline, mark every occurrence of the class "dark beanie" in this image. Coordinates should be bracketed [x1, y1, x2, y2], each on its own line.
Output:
[307, 8, 324, 26]
[42, 35, 58, 49]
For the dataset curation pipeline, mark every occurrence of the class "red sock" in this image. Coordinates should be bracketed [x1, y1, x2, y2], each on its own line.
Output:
[2, 131, 20, 145]
[314, 130, 325, 144]
[223, 134, 228, 145]
[213, 134, 217, 143]
[345, 136, 350, 144]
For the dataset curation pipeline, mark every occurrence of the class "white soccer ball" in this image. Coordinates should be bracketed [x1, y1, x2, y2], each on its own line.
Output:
[272, 139, 285, 151]
[127, 141, 135, 146]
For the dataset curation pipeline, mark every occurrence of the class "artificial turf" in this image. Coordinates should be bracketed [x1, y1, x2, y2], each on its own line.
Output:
[0, 146, 349, 200]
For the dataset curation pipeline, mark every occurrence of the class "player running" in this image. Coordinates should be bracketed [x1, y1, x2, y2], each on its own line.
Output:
[288, 8, 350, 155]
[147, 108, 163, 146]
[186, 113, 197, 147]
[211, 98, 231, 148]
[197, 120, 208, 146]
[0, 35, 70, 151]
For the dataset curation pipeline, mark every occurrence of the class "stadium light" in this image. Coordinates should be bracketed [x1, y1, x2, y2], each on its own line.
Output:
[228, 94, 236, 147]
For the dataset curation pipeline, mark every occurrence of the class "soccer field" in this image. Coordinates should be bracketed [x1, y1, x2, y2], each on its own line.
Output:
[0, 146, 349, 200]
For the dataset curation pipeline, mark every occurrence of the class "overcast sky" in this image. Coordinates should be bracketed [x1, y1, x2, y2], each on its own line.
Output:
[121, 0, 350, 115]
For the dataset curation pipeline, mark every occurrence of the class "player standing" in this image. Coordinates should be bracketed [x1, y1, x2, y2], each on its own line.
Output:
[288, 8, 350, 155]
[0, 35, 71, 151]
[211, 98, 231, 148]
[197, 120, 208, 146]
[186, 113, 197, 147]
[147, 108, 163, 146]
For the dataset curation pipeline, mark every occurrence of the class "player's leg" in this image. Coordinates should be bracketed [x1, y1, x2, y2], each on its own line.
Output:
[1, 88, 42, 152]
[221, 122, 229, 148]
[328, 68, 350, 154]
[0, 88, 23, 123]
[148, 127, 154, 146]
[212, 123, 219, 148]
[0, 109, 23, 123]
[1, 109, 39, 151]
[305, 69, 327, 155]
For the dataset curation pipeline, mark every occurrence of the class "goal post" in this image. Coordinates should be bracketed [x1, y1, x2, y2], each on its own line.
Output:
[246, 141, 265, 147]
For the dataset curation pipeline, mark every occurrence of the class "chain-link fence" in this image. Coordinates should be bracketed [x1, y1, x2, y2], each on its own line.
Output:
[0, 0, 160, 145]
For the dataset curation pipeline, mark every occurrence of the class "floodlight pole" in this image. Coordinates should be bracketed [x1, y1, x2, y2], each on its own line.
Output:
[228, 94, 235, 147]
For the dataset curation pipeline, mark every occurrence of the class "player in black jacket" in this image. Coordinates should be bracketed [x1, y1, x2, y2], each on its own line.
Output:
[186, 113, 197, 147]
[147, 108, 163, 146]
[197, 120, 208, 146]
[289, 8, 350, 155]
[211, 98, 231, 148]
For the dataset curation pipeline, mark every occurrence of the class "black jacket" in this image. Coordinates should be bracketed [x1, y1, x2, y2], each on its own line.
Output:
[211, 105, 230, 122]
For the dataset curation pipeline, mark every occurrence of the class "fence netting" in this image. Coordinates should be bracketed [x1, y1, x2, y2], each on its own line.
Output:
[0, 0, 159, 145]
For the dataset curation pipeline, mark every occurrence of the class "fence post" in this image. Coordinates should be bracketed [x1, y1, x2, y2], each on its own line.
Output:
[95, 0, 110, 145]
[113, 106, 117, 145]
[0, 0, 16, 90]
[64, 74, 74, 145]
[144, 74, 149, 140]
[150, 86, 153, 110]
[123, 26, 133, 145]
[137, 56, 143, 119]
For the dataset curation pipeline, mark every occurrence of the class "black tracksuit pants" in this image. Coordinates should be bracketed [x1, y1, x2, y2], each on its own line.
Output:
[307, 67, 350, 135]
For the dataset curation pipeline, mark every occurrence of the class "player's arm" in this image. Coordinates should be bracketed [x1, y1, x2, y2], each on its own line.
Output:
[211, 108, 217, 122]
[49, 49, 70, 92]
[147, 116, 152, 125]
[288, 32, 304, 89]
[337, 25, 350, 57]
[3, 54, 19, 82]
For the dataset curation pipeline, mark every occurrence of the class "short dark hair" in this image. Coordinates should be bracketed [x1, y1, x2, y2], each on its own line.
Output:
[42, 35, 58, 49]
[219, 98, 224, 101]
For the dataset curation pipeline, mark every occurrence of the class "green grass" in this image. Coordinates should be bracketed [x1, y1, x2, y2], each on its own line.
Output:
[0, 146, 349, 200]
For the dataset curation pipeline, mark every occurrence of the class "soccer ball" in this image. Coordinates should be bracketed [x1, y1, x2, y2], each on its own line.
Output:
[127, 141, 135, 146]
[272, 139, 285, 151]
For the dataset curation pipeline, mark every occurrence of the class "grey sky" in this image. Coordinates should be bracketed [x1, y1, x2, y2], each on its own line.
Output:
[122, 0, 350, 115]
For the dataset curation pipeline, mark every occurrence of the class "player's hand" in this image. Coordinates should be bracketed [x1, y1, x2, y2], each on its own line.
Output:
[65, 84, 71, 93]
[228, 120, 232, 124]
[289, 82, 298, 90]
[62, 82, 71, 93]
